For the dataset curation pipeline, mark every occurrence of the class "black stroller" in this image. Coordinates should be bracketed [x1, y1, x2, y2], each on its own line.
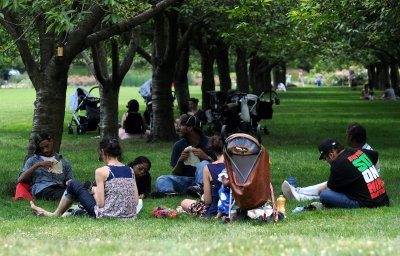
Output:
[206, 90, 280, 142]
[67, 86, 100, 135]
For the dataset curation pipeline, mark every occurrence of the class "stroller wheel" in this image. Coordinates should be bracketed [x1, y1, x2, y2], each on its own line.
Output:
[77, 125, 86, 135]
[68, 126, 73, 135]
[263, 127, 270, 135]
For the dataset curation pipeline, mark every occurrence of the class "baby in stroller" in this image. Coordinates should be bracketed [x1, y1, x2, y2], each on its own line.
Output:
[68, 86, 100, 135]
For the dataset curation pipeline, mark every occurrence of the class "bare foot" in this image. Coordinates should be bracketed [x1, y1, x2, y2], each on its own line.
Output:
[30, 201, 54, 217]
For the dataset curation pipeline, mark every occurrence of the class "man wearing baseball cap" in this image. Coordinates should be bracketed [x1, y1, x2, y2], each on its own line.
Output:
[155, 114, 215, 196]
[317, 138, 389, 208]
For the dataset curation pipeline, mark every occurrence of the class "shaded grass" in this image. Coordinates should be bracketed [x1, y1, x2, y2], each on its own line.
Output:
[0, 86, 399, 255]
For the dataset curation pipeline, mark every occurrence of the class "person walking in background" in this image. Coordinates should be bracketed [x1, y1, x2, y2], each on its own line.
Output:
[298, 70, 304, 86]
[316, 73, 323, 87]
[285, 73, 292, 85]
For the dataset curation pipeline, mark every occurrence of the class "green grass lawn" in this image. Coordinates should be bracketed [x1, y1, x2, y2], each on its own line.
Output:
[0, 85, 399, 255]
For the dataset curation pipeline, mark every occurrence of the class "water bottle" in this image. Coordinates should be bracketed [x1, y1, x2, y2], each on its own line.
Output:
[288, 177, 296, 187]
[292, 205, 305, 213]
[276, 193, 286, 214]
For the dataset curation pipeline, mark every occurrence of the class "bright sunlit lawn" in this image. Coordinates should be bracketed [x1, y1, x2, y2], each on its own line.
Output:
[0, 85, 399, 255]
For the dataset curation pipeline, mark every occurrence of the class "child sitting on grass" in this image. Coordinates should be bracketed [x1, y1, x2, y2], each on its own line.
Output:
[127, 156, 152, 199]
[216, 169, 237, 220]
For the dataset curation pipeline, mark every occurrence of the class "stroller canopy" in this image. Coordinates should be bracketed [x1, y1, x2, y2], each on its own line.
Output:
[69, 87, 96, 112]
[224, 133, 271, 210]
[139, 79, 152, 102]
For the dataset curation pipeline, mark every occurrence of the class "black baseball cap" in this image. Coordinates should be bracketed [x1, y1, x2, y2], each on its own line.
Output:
[318, 138, 340, 160]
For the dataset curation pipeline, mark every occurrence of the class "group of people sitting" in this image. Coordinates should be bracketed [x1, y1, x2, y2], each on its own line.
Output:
[23, 119, 389, 220]
[22, 133, 151, 219]
[360, 83, 398, 101]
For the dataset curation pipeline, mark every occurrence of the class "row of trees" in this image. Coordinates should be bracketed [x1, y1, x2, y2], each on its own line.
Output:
[1, 0, 399, 157]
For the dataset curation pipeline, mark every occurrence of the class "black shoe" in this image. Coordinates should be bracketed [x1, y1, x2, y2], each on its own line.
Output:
[83, 181, 96, 190]
[186, 185, 203, 198]
[150, 191, 180, 198]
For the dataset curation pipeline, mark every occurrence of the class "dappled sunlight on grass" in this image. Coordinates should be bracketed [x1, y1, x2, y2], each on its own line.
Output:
[0, 86, 399, 255]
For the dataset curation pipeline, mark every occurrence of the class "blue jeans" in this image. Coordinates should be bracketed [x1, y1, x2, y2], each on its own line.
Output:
[66, 180, 96, 216]
[320, 190, 360, 208]
[156, 160, 209, 193]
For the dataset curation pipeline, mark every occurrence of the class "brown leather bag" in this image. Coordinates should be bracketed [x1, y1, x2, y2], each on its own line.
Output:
[224, 133, 271, 210]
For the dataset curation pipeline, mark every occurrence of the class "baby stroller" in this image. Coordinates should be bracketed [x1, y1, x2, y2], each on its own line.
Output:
[257, 90, 280, 135]
[205, 91, 228, 135]
[223, 133, 278, 223]
[67, 86, 100, 135]
[206, 90, 279, 141]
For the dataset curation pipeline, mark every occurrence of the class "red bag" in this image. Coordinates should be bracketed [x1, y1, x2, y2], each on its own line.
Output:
[12, 183, 33, 201]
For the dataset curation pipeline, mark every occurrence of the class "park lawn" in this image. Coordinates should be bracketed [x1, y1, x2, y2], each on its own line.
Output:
[0, 85, 399, 255]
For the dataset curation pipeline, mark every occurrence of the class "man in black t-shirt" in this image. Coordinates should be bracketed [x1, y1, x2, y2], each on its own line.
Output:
[317, 138, 389, 208]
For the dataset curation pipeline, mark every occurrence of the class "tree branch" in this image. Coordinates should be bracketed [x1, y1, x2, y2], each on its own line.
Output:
[136, 47, 152, 64]
[120, 28, 141, 78]
[0, 11, 37, 77]
[84, 0, 178, 48]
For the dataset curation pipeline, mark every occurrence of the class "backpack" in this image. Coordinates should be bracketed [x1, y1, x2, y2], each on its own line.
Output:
[124, 112, 145, 134]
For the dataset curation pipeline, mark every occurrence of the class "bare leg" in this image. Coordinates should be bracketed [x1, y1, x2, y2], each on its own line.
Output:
[181, 199, 197, 212]
[31, 195, 74, 217]
[215, 212, 224, 219]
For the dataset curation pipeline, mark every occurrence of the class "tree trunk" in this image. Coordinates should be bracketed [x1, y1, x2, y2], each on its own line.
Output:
[367, 63, 378, 89]
[389, 62, 400, 89]
[377, 62, 390, 90]
[27, 61, 70, 159]
[215, 40, 231, 92]
[200, 49, 216, 110]
[249, 56, 268, 95]
[152, 68, 176, 141]
[235, 47, 249, 93]
[273, 63, 286, 86]
[99, 83, 120, 139]
[151, 12, 178, 141]
[174, 45, 190, 114]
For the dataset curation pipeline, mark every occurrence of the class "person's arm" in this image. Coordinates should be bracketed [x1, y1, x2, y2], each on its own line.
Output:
[192, 148, 212, 162]
[93, 167, 108, 208]
[141, 115, 148, 132]
[203, 165, 212, 205]
[62, 159, 73, 184]
[142, 172, 151, 196]
[18, 158, 53, 183]
[121, 112, 127, 129]
[171, 149, 189, 176]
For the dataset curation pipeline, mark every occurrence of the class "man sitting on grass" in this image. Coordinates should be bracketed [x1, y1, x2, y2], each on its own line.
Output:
[282, 123, 381, 201]
[155, 114, 214, 196]
[315, 138, 389, 208]
[18, 133, 73, 200]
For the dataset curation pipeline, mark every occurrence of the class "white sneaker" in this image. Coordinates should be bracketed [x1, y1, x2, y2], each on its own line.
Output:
[281, 180, 300, 201]
[311, 202, 325, 209]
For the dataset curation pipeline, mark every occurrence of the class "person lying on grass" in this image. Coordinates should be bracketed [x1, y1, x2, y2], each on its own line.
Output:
[19, 133, 73, 200]
[31, 138, 142, 219]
